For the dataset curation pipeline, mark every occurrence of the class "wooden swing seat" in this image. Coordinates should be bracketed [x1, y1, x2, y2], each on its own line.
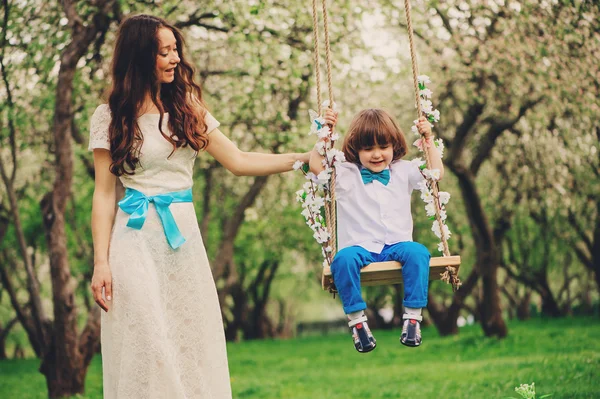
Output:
[322, 255, 461, 291]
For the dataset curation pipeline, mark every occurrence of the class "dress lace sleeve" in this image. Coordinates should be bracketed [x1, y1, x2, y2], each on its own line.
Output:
[88, 104, 111, 151]
[204, 110, 220, 134]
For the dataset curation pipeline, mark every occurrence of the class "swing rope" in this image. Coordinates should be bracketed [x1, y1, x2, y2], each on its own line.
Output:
[403, 0, 450, 258]
[404, 0, 460, 289]
[312, 0, 338, 256]
[311, 0, 322, 115]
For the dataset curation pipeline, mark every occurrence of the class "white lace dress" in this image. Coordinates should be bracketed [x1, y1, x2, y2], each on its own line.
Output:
[88, 104, 232, 399]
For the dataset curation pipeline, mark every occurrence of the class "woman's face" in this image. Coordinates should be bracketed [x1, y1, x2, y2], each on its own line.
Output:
[155, 27, 180, 84]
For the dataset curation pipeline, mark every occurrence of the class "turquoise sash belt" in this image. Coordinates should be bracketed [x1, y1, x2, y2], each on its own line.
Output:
[118, 187, 193, 249]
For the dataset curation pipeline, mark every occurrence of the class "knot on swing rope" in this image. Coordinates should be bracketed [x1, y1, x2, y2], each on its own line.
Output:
[441, 266, 462, 292]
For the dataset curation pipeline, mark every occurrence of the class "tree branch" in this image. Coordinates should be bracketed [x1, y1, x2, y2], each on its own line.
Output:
[174, 11, 230, 32]
[470, 96, 544, 175]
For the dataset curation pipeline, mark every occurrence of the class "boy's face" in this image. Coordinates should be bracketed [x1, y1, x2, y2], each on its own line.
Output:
[358, 143, 393, 172]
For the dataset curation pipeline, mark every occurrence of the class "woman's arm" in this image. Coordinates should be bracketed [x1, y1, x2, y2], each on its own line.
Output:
[417, 116, 445, 181]
[308, 146, 326, 175]
[205, 129, 309, 176]
[90, 149, 116, 312]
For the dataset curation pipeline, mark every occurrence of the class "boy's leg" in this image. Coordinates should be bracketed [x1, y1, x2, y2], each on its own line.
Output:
[331, 246, 375, 314]
[331, 246, 377, 353]
[381, 241, 430, 347]
[381, 241, 430, 309]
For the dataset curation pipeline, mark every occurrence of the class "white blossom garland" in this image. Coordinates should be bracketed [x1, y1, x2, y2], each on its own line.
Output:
[293, 101, 344, 268]
[411, 75, 453, 253]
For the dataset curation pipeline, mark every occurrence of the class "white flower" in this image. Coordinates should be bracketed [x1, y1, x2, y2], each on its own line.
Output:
[439, 209, 447, 221]
[315, 140, 326, 155]
[417, 75, 431, 84]
[419, 88, 432, 98]
[437, 242, 445, 253]
[328, 149, 346, 164]
[431, 109, 441, 122]
[309, 109, 325, 135]
[321, 100, 338, 112]
[420, 189, 434, 203]
[322, 258, 329, 268]
[293, 160, 304, 171]
[295, 189, 305, 202]
[431, 220, 451, 240]
[301, 207, 312, 220]
[425, 202, 436, 217]
[317, 125, 331, 140]
[416, 180, 428, 192]
[316, 169, 331, 185]
[420, 99, 433, 114]
[412, 157, 426, 168]
[313, 228, 330, 244]
[431, 220, 442, 238]
[423, 168, 441, 181]
[435, 138, 444, 157]
[325, 246, 332, 253]
[331, 133, 340, 142]
[411, 125, 419, 136]
[309, 196, 325, 209]
[438, 191, 451, 205]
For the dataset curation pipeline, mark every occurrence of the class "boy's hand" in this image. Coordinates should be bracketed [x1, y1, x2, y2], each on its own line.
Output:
[417, 116, 433, 138]
[324, 109, 338, 129]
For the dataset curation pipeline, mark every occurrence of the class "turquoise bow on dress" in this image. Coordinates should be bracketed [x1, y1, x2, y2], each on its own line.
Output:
[118, 187, 193, 249]
[360, 168, 390, 185]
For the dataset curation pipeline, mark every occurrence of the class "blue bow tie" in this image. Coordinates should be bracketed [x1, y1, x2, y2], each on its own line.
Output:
[361, 168, 390, 185]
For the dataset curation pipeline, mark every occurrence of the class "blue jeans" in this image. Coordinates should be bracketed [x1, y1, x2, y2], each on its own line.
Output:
[331, 242, 430, 314]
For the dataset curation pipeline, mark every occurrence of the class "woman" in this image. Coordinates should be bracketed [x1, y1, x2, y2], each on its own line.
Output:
[89, 14, 310, 398]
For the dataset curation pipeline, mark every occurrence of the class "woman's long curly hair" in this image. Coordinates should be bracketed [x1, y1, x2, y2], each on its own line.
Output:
[108, 14, 208, 176]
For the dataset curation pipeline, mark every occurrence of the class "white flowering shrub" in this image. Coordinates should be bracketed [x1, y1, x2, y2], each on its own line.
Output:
[512, 382, 551, 399]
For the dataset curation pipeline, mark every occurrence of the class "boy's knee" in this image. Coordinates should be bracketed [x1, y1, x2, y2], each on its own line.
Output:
[411, 242, 430, 259]
[332, 247, 365, 272]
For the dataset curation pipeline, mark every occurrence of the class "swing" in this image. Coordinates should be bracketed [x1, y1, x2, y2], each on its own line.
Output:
[309, 0, 462, 294]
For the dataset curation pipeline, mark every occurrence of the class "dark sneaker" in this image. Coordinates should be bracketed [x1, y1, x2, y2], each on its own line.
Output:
[400, 317, 422, 347]
[349, 316, 376, 353]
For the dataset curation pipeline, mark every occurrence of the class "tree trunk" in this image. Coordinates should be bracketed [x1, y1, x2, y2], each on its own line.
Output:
[224, 283, 246, 341]
[516, 291, 532, 321]
[0, 318, 17, 359]
[538, 280, 562, 317]
[592, 202, 600, 294]
[427, 267, 479, 336]
[450, 162, 507, 338]
[37, 2, 115, 397]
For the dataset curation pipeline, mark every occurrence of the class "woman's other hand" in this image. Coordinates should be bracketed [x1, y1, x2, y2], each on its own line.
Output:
[91, 261, 113, 312]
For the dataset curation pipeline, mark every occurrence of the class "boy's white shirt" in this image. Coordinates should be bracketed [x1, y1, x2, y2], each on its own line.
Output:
[335, 160, 425, 254]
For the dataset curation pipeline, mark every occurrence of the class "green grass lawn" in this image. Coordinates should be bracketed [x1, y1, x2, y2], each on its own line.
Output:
[1, 317, 598, 398]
